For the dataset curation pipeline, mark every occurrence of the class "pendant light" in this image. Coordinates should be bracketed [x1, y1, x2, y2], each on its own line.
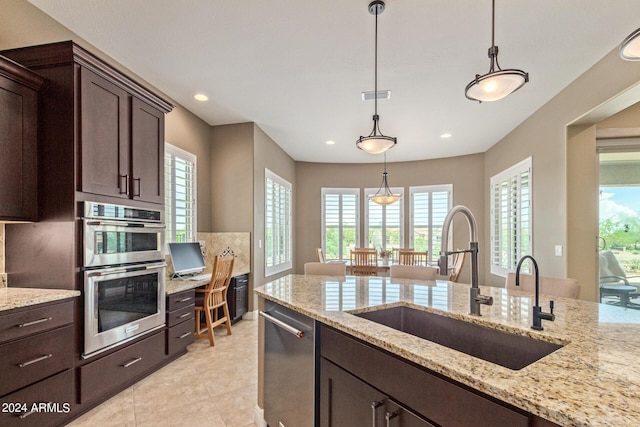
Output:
[620, 28, 640, 60]
[370, 152, 400, 205]
[465, 0, 529, 102]
[356, 0, 397, 155]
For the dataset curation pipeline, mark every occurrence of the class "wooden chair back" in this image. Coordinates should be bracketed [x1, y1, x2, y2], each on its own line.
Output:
[317, 247, 326, 263]
[398, 250, 428, 266]
[194, 254, 235, 346]
[449, 251, 466, 282]
[391, 247, 413, 263]
[505, 272, 580, 299]
[204, 255, 235, 306]
[350, 250, 378, 276]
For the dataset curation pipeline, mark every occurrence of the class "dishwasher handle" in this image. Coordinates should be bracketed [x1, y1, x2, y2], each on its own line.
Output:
[259, 311, 305, 338]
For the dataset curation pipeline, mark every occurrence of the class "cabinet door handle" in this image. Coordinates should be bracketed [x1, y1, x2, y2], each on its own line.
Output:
[178, 332, 192, 339]
[119, 174, 129, 195]
[18, 354, 53, 368]
[17, 317, 52, 328]
[121, 357, 143, 368]
[385, 411, 399, 427]
[372, 400, 385, 427]
[133, 177, 141, 197]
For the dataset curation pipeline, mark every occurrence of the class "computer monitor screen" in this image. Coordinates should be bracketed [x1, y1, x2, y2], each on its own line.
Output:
[168, 242, 206, 276]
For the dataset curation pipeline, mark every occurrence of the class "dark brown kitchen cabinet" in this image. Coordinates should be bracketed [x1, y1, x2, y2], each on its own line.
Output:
[0, 55, 44, 221]
[229, 274, 249, 323]
[131, 97, 165, 203]
[320, 325, 531, 427]
[166, 289, 195, 358]
[320, 358, 435, 427]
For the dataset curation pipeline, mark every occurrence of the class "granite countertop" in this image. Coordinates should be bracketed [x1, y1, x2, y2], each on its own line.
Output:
[255, 274, 640, 427]
[165, 277, 209, 295]
[0, 287, 81, 312]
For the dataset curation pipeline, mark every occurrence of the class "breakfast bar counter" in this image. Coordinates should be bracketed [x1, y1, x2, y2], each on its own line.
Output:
[255, 274, 640, 427]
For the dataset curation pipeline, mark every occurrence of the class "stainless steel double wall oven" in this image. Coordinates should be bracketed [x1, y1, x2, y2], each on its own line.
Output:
[82, 202, 166, 358]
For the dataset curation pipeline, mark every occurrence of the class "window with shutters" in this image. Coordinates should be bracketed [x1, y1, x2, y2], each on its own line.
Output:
[490, 157, 532, 277]
[265, 169, 293, 276]
[409, 185, 453, 263]
[364, 188, 404, 250]
[322, 188, 360, 260]
[165, 144, 197, 243]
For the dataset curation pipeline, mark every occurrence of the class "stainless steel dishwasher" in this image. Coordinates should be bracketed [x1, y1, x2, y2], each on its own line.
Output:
[261, 300, 317, 427]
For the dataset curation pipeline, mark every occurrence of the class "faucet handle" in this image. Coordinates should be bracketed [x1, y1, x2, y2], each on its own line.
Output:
[549, 300, 554, 314]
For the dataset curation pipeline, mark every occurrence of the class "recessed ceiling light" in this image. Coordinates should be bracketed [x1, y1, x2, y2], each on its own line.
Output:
[440, 133, 452, 139]
[325, 140, 336, 145]
[194, 93, 208, 102]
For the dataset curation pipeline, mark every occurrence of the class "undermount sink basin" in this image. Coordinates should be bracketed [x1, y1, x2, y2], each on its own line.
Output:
[355, 306, 563, 370]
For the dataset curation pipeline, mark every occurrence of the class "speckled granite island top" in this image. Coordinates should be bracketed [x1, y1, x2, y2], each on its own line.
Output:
[0, 287, 80, 312]
[255, 274, 640, 427]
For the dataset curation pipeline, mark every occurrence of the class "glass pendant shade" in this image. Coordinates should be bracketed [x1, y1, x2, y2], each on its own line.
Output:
[620, 28, 640, 60]
[465, 68, 528, 102]
[466, 0, 528, 102]
[371, 172, 400, 205]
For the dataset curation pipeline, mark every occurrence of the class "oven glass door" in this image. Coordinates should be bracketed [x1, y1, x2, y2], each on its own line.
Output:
[84, 222, 164, 267]
[84, 263, 166, 357]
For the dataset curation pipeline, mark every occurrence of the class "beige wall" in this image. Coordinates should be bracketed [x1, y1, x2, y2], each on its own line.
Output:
[295, 154, 485, 284]
[485, 47, 640, 292]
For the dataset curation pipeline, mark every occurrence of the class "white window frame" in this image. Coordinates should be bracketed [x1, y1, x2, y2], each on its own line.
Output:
[490, 157, 533, 277]
[265, 169, 293, 276]
[364, 187, 404, 250]
[321, 188, 360, 260]
[164, 143, 197, 244]
[409, 184, 453, 263]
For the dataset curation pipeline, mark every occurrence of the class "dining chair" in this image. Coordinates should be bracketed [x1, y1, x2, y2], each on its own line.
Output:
[389, 265, 438, 280]
[194, 254, 235, 346]
[304, 262, 346, 276]
[449, 251, 467, 282]
[398, 250, 428, 266]
[350, 249, 378, 276]
[316, 247, 326, 263]
[505, 272, 580, 299]
[391, 247, 413, 263]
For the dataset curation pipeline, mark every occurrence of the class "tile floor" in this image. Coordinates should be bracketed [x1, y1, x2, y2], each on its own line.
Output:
[67, 318, 259, 427]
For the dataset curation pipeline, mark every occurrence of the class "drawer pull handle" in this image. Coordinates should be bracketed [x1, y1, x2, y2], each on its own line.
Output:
[18, 354, 53, 368]
[121, 357, 143, 368]
[17, 317, 52, 328]
[18, 402, 52, 419]
[372, 400, 385, 427]
[177, 297, 192, 303]
[178, 332, 192, 339]
[385, 410, 399, 427]
[178, 313, 191, 319]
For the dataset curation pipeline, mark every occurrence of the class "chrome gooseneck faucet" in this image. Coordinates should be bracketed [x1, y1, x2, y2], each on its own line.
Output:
[515, 255, 555, 330]
[439, 205, 493, 316]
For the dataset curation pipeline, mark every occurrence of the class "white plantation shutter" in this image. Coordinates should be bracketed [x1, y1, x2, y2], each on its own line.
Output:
[410, 185, 452, 263]
[265, 169, 292, 276]
[365, 188, 404, 250]
[490, 158, 532, 276]
[322, 189, 360, 260]
[165, 144, 196, 243]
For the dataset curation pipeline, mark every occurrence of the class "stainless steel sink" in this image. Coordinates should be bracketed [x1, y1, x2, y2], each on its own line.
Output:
[355, 306, 563, 370]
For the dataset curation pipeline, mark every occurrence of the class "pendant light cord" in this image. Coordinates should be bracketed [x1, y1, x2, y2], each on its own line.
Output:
[491, 0, 495, 49]
[374, 7, 379, 117]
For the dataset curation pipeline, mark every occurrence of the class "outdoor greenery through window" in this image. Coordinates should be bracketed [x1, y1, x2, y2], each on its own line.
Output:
[365, 187, 404, 251]
[164, 144, 196, 243]
[490, 157, 532, 276]
[410, 185, 452, 263]
[322, 189, 359, 261]
[265, 169, 292, 276]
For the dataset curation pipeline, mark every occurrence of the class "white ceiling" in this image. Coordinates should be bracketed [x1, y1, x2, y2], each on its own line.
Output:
[26, 0, 640, 163]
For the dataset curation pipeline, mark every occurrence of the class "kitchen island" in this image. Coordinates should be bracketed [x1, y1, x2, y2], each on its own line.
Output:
[255, 274, 640, 427]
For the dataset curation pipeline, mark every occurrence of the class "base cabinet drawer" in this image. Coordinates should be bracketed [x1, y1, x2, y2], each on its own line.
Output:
[167, 290, 195, 312]
[0, 325, 74, 397]
[0, 369, 73, 427]
[0, 300, 74, 343]
[79, 331, 165, 403]
[166, 318, 195, 356]
[166, 304, 194, 328]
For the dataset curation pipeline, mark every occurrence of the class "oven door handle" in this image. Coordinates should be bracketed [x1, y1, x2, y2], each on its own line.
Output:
[84, 220, 164, 228]
[87, 263, 166, 277]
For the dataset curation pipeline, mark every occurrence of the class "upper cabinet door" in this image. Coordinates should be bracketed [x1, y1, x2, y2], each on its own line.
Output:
[80, 67, 130, 199]
[0, 56, 43, 221]
[131, 98, 164, 204]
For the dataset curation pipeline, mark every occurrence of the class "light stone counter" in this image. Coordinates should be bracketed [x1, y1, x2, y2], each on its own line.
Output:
[255, 274, 640, 427]
[0, 287, 80, 312]
[165, 277, 209, 295]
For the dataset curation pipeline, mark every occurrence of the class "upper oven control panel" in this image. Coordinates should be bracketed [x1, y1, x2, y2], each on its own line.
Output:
[84, 201, 163, 223]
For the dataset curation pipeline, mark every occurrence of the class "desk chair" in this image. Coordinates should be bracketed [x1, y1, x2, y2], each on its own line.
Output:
[305, 262, 346, 276]
[505, 272, 580, 299]
[194, 255, 234, 346]
[390, 265, 437, 280]
[350, 250, 378, 276]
